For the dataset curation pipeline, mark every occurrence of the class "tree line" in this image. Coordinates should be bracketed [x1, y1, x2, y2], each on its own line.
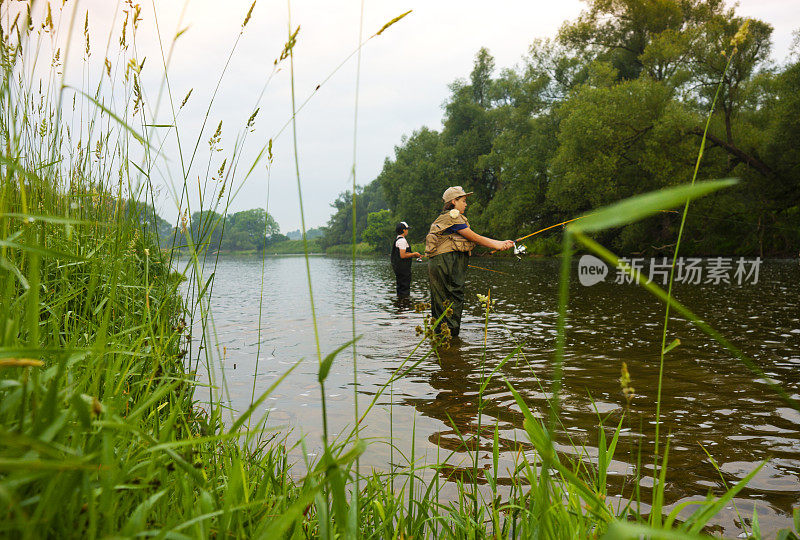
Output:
[321, 0, 800, 257]
[131, 200, 328, 254]
[138, 208, 282, 253]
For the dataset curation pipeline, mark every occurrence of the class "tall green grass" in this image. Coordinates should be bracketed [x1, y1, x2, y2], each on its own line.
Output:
[1, 4, 798, 539]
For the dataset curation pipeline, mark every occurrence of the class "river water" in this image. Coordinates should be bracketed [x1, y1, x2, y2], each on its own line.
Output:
[182, 254, 800, 536]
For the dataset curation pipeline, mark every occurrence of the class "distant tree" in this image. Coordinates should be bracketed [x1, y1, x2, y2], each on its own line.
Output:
[470, 47, 495, 108]
[188, 210, 224, 252]
[361, 210, 395, 253]
[184, 208, 280, 252]
[223, 208, 279, 250]
[286, 228, 323, 240]
[320, 182, 387, 248]
[125, 200, 173, 244]
[478, 69, 559, 237]
[225, 229, 252, 251]
[375, 128, 448, 242]
[263, 233, 290, 250]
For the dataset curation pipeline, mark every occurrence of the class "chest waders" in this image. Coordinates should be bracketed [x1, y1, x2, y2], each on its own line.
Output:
[391, 235, 412, 297]
[427, 250, 469, 337]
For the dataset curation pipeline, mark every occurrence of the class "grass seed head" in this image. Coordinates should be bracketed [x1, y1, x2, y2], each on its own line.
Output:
[84, 12, 90, 58]
[731, 19, 751, 49]
[44, 3, 53, 33]
[180, 88, 193, 110]
[209, 121, 223, 151]
[246, 108, 259, 131]
[276, 26, 300, 65]
[91, 397, 103, 417]
[120, 10, 129, 48]
[620, 362, 635, 405]
[243, 1, 256, 28]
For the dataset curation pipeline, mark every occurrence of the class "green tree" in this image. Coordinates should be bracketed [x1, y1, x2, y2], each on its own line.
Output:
[224, 208, 279, 250]
[125, 199, 174, 244]
[361, 209, 395, 253]
[470, 47, 495, 108]
[320, 182, 387, 248]
[264, 233, 290, 249]
[558, 0, 727, 81]
[477, 42, 565, 239]
[376, 127, 447, 242]
[548, 77, 702, 250]
[438, 49, 504, 214]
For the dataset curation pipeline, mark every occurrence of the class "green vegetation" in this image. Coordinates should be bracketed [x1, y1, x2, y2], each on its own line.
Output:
[3, 1, 799, 539]
[181, 207, 280, 253]
[318, 182, 387, 252]
[266, 237, 323, 254]
[325, 242, 374, 256]
[361, 209, 394, 253]
[322, 0, 800, 257]
[286, 227, 325, 241]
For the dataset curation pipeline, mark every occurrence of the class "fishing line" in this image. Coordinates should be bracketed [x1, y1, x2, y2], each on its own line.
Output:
[468, 264, 507, 275]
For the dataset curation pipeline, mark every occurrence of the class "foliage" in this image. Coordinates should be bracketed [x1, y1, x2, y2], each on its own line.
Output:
[126, 199, 174, 243]
[285, 227, 324, 240]
[374, 127, 449, 243]
[361, 209, 395, 253]
[263, 238, 323, 254]
[184, 207, 279, 252]
[350, 0, 799, 256]
[319, 181, 387, 249]
[324, 242, 374, 256]
[264, 232, 290, 248]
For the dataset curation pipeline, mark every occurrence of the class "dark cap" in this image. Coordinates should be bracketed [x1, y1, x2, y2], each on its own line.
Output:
[395, 221, 409, 234]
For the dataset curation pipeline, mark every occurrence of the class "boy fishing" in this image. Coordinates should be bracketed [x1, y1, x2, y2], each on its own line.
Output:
[391, 221, 421, 298]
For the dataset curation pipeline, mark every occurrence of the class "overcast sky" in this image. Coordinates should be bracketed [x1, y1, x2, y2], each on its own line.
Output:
[21, 0, 800, 232]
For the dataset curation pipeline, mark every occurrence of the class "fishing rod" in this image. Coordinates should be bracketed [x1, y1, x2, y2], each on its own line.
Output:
[514, 215, 588, 243]
[489, 214, 591, 254]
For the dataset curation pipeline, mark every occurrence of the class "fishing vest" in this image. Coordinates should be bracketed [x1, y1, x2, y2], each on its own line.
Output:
[425, 210, 476, 258]
[391, 235, 412, 274]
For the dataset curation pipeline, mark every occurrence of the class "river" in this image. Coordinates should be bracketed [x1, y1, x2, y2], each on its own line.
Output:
[181, 254, 800, 536]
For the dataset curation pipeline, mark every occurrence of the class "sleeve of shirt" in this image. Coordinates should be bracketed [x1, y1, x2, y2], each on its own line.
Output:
[395, 237, 409, 250]
[443, 217, 468, 235]
[442, 224, 466, 234]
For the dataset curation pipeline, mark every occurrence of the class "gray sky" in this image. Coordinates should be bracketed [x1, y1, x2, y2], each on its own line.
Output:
[23, 0, 800, 232]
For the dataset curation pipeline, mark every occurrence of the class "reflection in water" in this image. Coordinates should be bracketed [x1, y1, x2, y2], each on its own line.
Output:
[182, 255, 800, 536]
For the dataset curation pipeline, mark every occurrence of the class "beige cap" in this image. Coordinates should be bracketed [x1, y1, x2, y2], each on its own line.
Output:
[442, 186, 473, 203]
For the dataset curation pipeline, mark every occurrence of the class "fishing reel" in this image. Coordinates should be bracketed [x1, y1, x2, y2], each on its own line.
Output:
[513, 243, 527, 257]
